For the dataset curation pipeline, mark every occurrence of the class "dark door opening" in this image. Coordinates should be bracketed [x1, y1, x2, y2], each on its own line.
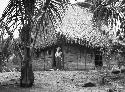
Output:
[95, 50, 103, 68]
[53, 47, 56, 68]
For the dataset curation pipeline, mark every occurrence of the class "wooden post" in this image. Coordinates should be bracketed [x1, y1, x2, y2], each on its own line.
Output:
[77, 53, 78, 70]
[62, 46, 64, 70]
[85, 49, 87, 70]
[44, 51, 45, 70]
[80, 47, 81, 70]
[52, 47, 54, 69]
[53, 46, 56, 70]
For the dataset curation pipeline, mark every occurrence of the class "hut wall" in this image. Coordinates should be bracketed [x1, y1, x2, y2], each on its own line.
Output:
[32, 45, 110, 71]
[109, 53, 124, 68]
[102, 54, 107, 68]
[63, 45, 79, 70]
[44, 48, 54, 69]
[63, 45, 95, 70]
[94, 52, 121, 69]
[110, 54, 118, 68]
[32, 48, 54, 71]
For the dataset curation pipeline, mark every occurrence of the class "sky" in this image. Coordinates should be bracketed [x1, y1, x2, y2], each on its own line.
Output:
[0, 0, 10, 39]
[0, 0, 85, 39]
[0, 0, 9, 18]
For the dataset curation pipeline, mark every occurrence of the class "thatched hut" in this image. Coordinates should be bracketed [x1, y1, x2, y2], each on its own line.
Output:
[32, 5, 113, 70]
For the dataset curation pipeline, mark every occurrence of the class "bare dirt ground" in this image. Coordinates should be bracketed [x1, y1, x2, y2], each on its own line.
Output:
[0, 70, 125, 92]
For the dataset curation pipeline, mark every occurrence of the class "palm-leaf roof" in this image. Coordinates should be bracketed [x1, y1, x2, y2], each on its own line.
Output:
[58, 5, 112, 48]
[34, 5, 113, 48]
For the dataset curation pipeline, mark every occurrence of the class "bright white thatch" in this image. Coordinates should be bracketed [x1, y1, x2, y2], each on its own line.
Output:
[34, 5, 114, 48]
[57, 5, 112, 47]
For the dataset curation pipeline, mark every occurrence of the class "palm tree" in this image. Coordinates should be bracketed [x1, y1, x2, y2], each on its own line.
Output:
[75, 0, 125, 38]
[0, 0, 69, 87]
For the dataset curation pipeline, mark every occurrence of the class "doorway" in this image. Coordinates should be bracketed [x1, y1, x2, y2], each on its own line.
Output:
[94, 50, 103, 68]
[52, 47, 56, 69]
[52, 46, 63, 70]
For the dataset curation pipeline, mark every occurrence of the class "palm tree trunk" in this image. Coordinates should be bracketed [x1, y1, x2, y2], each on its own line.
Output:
[20, 0, 35, 87]
[20, 24, 34, 87]
[20, 46, 34, 87]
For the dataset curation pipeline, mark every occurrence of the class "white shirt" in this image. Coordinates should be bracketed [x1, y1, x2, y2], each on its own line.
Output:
[55, 51, 62, 58]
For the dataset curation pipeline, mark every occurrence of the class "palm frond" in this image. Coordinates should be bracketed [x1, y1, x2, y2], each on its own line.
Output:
[43, 0, 51, 10]
[76, 2, 92, 8]
[121, 0, 125, 4]
[22, 0, 35, 15]
[49, 3, 62, 22]
[105, 0, 119, 5]
[54, 0, 69, 3]
[121, 7, 125, 13]
[47, 9, 56, 32]
[51, 1, 63, 6]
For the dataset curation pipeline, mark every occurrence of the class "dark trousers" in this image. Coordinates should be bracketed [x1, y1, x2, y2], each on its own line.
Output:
[56, 57, 62, 69]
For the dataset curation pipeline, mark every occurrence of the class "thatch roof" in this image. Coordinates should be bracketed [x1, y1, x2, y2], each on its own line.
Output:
[57, 5, 112, 47]
[33, 5, 112, 49]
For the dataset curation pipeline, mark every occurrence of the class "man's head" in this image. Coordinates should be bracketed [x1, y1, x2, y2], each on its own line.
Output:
[57, 47, 61, 52]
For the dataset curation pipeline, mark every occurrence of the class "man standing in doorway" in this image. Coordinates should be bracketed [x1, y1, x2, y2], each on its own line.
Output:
[55, 47, 62, 70]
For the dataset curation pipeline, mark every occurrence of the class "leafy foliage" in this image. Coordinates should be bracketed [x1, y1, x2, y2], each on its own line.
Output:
[75, 0, 125, 43]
